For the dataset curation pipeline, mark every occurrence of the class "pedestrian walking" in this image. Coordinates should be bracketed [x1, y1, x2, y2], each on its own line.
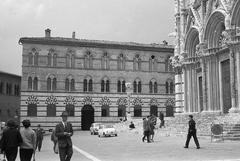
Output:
[51, 128, 58, 154]
[149, 114, 157, 142]
[159, 111, 165, 128]
[20, 119, 37, 161]
[142, 116, 151, 143]
[35, 124, 45, 151]
[55, 111, 74, 161]
[184, 115, 200, 149]
[0, 120, 22, 161]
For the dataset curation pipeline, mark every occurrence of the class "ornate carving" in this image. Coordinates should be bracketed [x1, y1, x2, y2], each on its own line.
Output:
[164, 98, 175, 107]
[64, 95, 77, 105]
[99, 96, 111, 106]
[116, 97, 128, 106]
[26, 95, 39, 105]
[132, 97, 144, 106]
[45, 95, 58, 105]
[148, 98, 160, 106]
[82, 96, 94, 105]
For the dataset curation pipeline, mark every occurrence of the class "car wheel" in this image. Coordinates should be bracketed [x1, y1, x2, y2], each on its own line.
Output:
[115, 134, 117, 137]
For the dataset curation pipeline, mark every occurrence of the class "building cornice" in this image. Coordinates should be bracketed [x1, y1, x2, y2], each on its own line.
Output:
[19, 37, 174, 53]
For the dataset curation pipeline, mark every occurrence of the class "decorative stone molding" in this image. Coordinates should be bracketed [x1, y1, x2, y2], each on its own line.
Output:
[148, 97, 160, 106]
[45, 95, 58, 105]
[64, 95, 77, 105]
[164, 98, 175, 107]
[26, 95, 39, 105]
[132, 97, 144, 106]
[81, 96, 94, 105]
[116, 97, 128, 106]
[99, 96, 111, 106]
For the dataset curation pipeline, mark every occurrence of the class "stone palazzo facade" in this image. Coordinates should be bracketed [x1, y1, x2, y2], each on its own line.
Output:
[19, 30, 174, 130]
[173, 0, 240, 115]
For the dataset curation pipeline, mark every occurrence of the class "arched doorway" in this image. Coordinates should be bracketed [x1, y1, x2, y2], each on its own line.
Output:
[150, 105, 158, 117]
[81, 105, 94, 130]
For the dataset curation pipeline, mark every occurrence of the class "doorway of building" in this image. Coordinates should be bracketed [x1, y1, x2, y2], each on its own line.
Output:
[81, 105, 94, 130]
[221, 59, 231, 113]
[150, 105, 158, 117]
[166, 106, 173, 117]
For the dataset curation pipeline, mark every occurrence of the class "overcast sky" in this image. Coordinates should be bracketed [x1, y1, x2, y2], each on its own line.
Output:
[0, 0, 175, 75]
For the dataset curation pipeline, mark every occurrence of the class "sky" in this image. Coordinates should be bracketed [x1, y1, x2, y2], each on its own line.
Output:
[0, 0, 175, 76]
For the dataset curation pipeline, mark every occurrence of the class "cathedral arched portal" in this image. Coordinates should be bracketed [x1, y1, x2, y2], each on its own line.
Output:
[81, 105, 94, 130]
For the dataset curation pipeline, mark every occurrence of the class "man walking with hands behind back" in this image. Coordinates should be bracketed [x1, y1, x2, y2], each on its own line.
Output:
[55, 111, 74, 161]
[184, 115, 200, 149]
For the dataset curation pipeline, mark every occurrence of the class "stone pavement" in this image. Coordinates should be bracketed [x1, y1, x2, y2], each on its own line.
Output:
[5, 130, 240, 161]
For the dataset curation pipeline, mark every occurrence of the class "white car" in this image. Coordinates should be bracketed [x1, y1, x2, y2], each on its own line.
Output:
[90, 123, 102, 135]
[98, 124, 117, 137]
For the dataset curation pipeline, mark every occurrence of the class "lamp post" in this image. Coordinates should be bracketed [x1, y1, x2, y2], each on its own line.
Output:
[125, 82, 132, 120]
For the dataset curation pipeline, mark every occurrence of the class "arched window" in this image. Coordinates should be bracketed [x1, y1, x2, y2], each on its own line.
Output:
[133, 54, 141, 71]
[70, 79, 75, 91]
[66, 54, 70, 67]
[149, 81, 153, 93]
[117, 80, 121, 92]
[117, 53, 125, 70]
[83, 77, 93, 92]
[149, 55, 157, 71]
[52, 78, 57, 91]
[33, 77, 38, 90]
[28, 77, 32, 90]
[133, 79, 141, 93]
[133, 81, 137, 93]
[117, 78, 125, 93]
[29, 53, 33, 65]
[154, 82, 158, 93]
[101, 77, 110, 92]
[166, 79, 174, 94]
[165, 56, 173, 72]
[47, 77, 51, 91]
[0, 82, 3, 93]
[53, 54, 57, 67]
[101, 80, 104, 92]
[47, 76, 57, 91]
[89, 79, 93, 92]
[83, 79, 87, 92]
[102, 52, 109, 69]
[65, 78, 69, 91]
[149, 79, 157, 94]
[47, 53, 52, 66]
[84, 51, 92, 69]
[34, 53, 38, 65]
[71, 54, 75, 68]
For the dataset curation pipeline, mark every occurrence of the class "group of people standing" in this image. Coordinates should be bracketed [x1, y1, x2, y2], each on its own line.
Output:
[0, 111, 74, 161]
[142, 114, 157, 143]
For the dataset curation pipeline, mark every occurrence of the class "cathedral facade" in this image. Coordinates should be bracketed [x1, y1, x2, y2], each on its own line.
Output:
[173, 0, 240, 114]
[19, 29, 174, 130]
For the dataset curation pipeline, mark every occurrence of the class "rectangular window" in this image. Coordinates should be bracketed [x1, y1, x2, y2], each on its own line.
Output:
[102, 109, 107, 117]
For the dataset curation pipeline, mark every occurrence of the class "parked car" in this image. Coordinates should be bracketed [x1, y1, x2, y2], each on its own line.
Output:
[98, 124, 117, 137]
[90, 123, 102, 135]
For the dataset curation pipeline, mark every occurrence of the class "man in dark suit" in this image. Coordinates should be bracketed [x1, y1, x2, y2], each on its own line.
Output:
[184, 115, 200, 149]
[35, 124, 45, 151]
[55, 111, 74, 161]
[142, 116, 151, 143]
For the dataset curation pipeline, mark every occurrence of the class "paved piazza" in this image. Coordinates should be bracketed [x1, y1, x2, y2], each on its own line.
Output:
[12, 130, 240, 161]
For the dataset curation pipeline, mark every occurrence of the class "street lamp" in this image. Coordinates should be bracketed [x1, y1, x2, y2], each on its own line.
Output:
[125, 82, 132, 120]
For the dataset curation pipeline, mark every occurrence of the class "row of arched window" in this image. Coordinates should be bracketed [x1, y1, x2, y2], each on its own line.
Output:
[0, 82, 20, 96]
[27, 104, 143, 117]
[28, 48, 173, 72]
[27, 76, 174, 94]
